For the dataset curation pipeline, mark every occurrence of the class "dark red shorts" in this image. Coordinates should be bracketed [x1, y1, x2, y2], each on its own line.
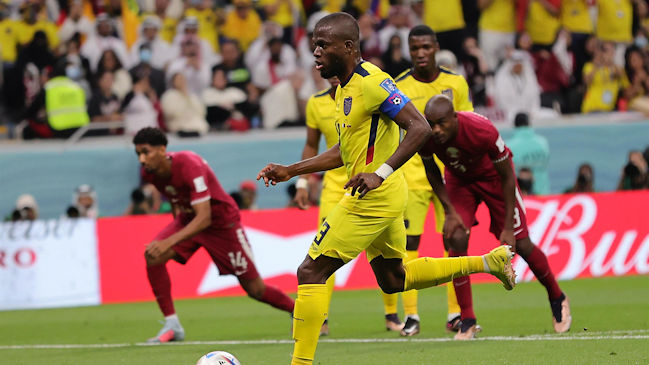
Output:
[446, 173, 529, 241]
[154, 219, 260, 280]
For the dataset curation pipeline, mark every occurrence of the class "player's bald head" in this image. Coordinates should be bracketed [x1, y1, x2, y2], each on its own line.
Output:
[425, 95, 455, 121]
[314, 12, 360, 49]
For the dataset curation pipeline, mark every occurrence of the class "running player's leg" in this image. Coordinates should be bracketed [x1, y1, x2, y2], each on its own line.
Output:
[238, 275, 295, 313]
[292, 205, 384, 365]
[367, 216, 513, 297]
[145, 219, 197, 342]
[199, 223, 295, 313]
[431, 193, 462, 332]
[444, 182, 480, 338]
[481, 182, 569, 332]
[318, 197, 339, 336]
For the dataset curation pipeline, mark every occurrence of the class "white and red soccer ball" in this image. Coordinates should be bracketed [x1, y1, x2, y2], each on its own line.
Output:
[196, 351, 241, 365]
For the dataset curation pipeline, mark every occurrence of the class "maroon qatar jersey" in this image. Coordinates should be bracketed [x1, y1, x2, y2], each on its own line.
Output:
[142, 151, 240, 228]
[419, 111, 511, 181]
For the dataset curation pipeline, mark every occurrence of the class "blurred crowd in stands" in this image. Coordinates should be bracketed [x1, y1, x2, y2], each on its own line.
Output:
[3, 0, 649, 139]
[3, 0, 649, 219]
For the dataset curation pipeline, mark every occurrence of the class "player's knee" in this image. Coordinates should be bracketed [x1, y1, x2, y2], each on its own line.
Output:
[245, 284, 265, 300]
[378, 278, 403, 294]
[144, 252, 156, 266]
[296, 260, 319, 284]
[446, 230, 469, 251]
[516, 238, 534, 258]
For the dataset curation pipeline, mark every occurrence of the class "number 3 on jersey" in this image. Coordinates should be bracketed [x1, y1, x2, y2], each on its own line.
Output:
[313, 221, 330, 245]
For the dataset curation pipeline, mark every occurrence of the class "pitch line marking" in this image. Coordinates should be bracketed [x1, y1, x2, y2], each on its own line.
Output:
[1, 331, 649, 350]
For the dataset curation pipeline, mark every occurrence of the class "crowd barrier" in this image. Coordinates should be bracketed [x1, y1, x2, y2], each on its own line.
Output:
[1, 190, 647, 310]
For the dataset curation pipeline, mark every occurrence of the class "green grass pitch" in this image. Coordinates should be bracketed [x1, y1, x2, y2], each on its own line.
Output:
[1, 276, 648, 364]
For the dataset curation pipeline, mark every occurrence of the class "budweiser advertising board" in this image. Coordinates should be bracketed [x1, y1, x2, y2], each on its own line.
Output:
[98, 191, 649, 304]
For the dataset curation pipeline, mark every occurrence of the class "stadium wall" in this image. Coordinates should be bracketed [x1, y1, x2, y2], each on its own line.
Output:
[1, 191, 647, 310]
[1, 122, 649, 219]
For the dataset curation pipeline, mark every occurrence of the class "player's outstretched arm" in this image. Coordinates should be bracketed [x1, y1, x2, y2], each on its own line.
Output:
[258, 143, 343, 187]
[422, 155, 467, 238]
[294, 127, 322, 209]
[493, 156, 517, 248]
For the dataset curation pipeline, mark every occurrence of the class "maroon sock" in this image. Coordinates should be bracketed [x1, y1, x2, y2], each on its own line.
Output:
[449, 249, 476, 320]
[522, 245, 563, 301]
[260, 285, 295, 313]
[147, 263, 175, 316]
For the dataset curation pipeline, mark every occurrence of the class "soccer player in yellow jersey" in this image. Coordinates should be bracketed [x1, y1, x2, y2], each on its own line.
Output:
[294, 76, 344, 336]
[257, 13, 516, 365]
[388, 25, 474, 337]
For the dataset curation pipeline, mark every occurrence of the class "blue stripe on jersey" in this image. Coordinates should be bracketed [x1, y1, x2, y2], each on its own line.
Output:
[395, 69, 413, 82]
[439, 67, 458, 75]
[341, 62, 369, 87]
[365, 113, 380, 164]
[314, 88, 332, 98]
[379, 88, 410, 119]
[354, 61, 369, 77]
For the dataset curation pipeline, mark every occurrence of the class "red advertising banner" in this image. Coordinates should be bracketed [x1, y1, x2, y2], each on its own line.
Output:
[98, 191, 649, 304]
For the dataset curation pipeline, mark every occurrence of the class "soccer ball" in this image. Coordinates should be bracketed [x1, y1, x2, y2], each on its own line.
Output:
[196, 351, 241, 365]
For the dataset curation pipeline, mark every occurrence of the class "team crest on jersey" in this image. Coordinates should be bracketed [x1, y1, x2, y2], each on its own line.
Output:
[442, 89, 454, 100]
[344, 97, 352, 115]
[446, 147, 460, 159]
[165, 186, 176, 195]
[380, 78, 397, 93]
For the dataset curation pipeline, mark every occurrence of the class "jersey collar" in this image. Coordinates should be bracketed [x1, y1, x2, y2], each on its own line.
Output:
[340, 61, 367, 88]
[412, 67, 441, 83]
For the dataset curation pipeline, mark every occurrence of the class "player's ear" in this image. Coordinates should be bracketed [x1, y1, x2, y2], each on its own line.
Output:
[344, 40, 353, 54]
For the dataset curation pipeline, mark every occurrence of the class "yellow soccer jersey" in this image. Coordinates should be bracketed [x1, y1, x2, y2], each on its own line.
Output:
[335, 61, 410, 218]
[15, 20, 60, 49]
[596, 0, 632, 43]
[306, 88, 347, 199]
[479, 0, 515, 33]
[561, 0, 593, 34]
[424, 0, 465, 33]
[0, 19, 19, 63]
[581, 63, 630, 113]
[395, 67, 474, 191]
[526, 0, 561, 46]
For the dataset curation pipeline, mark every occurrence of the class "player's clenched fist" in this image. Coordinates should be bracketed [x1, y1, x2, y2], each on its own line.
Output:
[257, 163, 291, 186]
[344, 172, 384, 198]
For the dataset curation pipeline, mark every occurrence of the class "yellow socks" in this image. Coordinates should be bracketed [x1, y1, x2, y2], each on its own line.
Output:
[382, 291, 398, 314]
[404, 256, 484, 291]
[292, 284, 328, 365]
[444, 249, 461, 316]
[402, 250, 419, 317]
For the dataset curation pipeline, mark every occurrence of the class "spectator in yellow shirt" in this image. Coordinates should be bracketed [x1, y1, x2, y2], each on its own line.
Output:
[478, 0, 516, 72]
[560, 0, 593, 84]
[15, 2, 60, 52]
[221, 0, 262, 52]
[525, 0, 560, 48]
[147, 0, 178, 44]
[258, 0, 304, 44]
[581, 41, 630, 113]
[423, 0, 466, 58]
[596, 0, 634, 66]
[0, 1, 19, 64]
[184, 0, 221, 53]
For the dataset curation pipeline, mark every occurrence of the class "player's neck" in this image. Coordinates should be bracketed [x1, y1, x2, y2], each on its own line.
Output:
[413, 66, 440, 83]
[339, 57, 363, 87]
[157, 157, 173, 179]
